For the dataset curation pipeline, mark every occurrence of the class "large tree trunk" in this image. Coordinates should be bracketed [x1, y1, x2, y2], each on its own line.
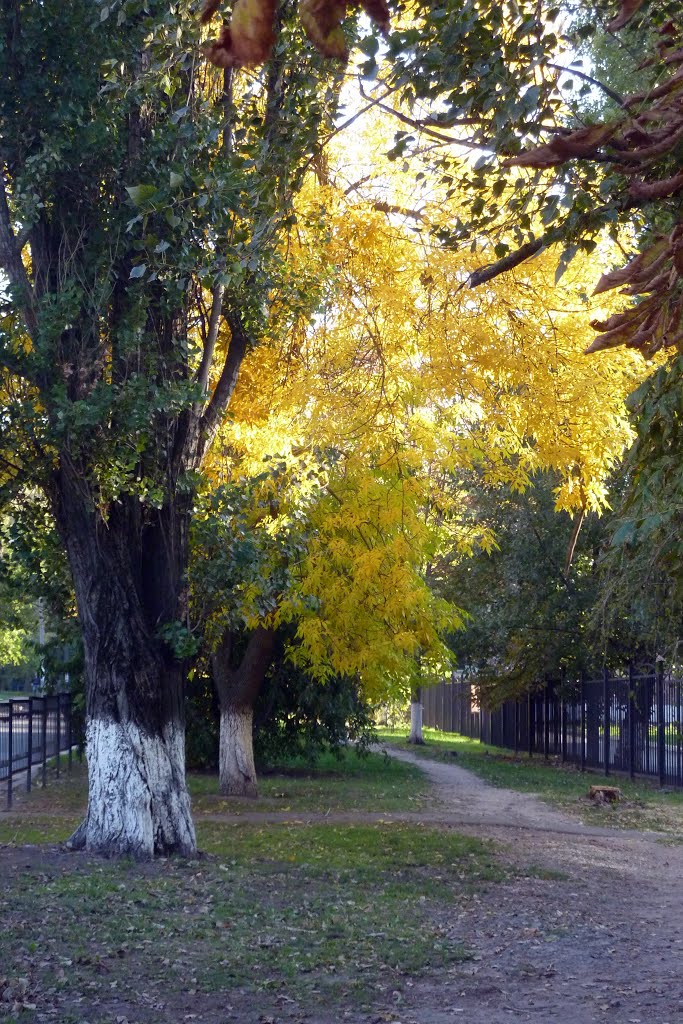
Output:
[212, 627, 277, 797]
[54, 462, 196, 859]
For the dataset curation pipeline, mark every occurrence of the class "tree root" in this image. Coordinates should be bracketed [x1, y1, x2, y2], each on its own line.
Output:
[65, 818, 88, 851]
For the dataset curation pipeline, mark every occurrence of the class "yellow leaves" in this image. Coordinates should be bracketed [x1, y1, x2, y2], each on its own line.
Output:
[202, 0, 391, 68]
[198, 104, 653, 698]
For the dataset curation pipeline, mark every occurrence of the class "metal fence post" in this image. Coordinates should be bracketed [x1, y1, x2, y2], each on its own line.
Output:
[527, 691, 533, 758]
[628, 662, 636, 781]
[514, 700, 519, 756]
[603, 667, 610, 776]
[42, 697, 48, 788]
[27, 697, 33, 793]
[67, 694, 73, 772]
[543, 679, 550, 759]
[580, 671, 586, 773]
[7, 700, 13, 810]
[657, 659, 666, 787]
[55, 695, 61, 778]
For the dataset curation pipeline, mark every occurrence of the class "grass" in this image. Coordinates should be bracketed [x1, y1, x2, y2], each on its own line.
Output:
[0, 746, 518, 1022]
[0, 822, 504, 1021]
[378, 726, 683, 835]
[0, 691, 30, 702]
[190, 747, 429, 814]
[0, 747, 428, 839]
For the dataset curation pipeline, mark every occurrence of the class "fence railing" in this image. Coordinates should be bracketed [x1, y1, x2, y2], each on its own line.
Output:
[0, 693, 77, 808]
[422, 664, 683, 788]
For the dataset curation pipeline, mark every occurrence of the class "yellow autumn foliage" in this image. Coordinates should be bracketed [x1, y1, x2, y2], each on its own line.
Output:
[202, 115, 650, 699]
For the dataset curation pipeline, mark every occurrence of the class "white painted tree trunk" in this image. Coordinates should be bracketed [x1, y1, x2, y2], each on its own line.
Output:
[408, 699, 424, 744]
[219, 706, 258, 797]
[68, 717, 196, 860]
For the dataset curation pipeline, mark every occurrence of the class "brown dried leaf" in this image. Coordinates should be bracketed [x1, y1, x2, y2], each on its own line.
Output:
[505, 124, 617, 169]
[593, 238, 669, 296]
[204, 0, 276, 67]
[587, 296, 662, 352]
[607, 0, 645, 32]
[503, 144, 566, 169]
[552, 123, 618, 159]
[200, 0, 222, 24]
[663, 45, 683, 65]
[625, 64, 683, 107]
[300, 0, 349, 59]
[614, 120, 683, 166]
[359, 0, 391, 32]
[628, 171, 683, 201]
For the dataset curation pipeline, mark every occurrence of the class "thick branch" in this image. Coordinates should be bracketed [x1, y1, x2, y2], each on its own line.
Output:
[546, 63, 627, 109]
[194, 283, 225, 399]
[212, 626, 278, 710]
[469, 236, 553, 288]
[0, 173, 36, 340]
[196, 308, 250, 463]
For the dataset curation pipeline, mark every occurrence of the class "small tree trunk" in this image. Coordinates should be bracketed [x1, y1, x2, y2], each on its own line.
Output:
[219, 705, 258, 797]
[408, 686, 425, 744]
[212, 627, 277, 798]
[55, 463, 196, 860]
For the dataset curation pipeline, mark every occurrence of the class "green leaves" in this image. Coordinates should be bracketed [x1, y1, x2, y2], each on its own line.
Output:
[125, 184, 159, 207]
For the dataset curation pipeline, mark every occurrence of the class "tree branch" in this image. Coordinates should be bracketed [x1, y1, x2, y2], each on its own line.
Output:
[468, 194, 651, 290]
[194, 283, 225, 400]
[358, 84, 482, 151]
[196, 308, 251, 463]
[0, 173, 37, 341]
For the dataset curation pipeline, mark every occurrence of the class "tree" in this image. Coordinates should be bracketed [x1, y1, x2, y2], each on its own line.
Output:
[192, 118, 649, 788]
[1, 0, 661, 852]
[0, 0, 369, 857]
[596, 356, 683, 667]
[442, 471, 608, 702]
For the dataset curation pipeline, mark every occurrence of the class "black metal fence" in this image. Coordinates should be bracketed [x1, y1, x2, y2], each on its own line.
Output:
[422, 664, 683, 788]
[0, 693, 77, 808]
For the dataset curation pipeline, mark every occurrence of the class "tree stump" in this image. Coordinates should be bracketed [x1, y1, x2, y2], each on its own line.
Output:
[589, 785, 622, 804]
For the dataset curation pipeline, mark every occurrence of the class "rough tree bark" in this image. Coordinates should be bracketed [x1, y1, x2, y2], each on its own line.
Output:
[211, 627, 277, 797]
[54, 461, 196, 858]
[408, 685, 425, 744]
[0, 0, 341, 858]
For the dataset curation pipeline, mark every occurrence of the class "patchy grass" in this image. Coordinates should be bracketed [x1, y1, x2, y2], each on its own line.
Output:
[378, 727, 683, 836]
[0, 824, 504, 1020]
[1, 747, 428, 842]
[0, 749, 513, 1022]
[191, 747, 429, 814]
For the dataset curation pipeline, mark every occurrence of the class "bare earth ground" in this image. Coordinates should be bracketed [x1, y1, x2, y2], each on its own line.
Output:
[374, 747, 683, 1024]
[1, 751, 682, 1024]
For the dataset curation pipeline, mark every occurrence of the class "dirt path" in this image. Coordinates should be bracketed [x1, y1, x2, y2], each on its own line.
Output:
[373, 744, 683, 1024]
[379, 744, 646, 837]
[2, 751, 682, 1024]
